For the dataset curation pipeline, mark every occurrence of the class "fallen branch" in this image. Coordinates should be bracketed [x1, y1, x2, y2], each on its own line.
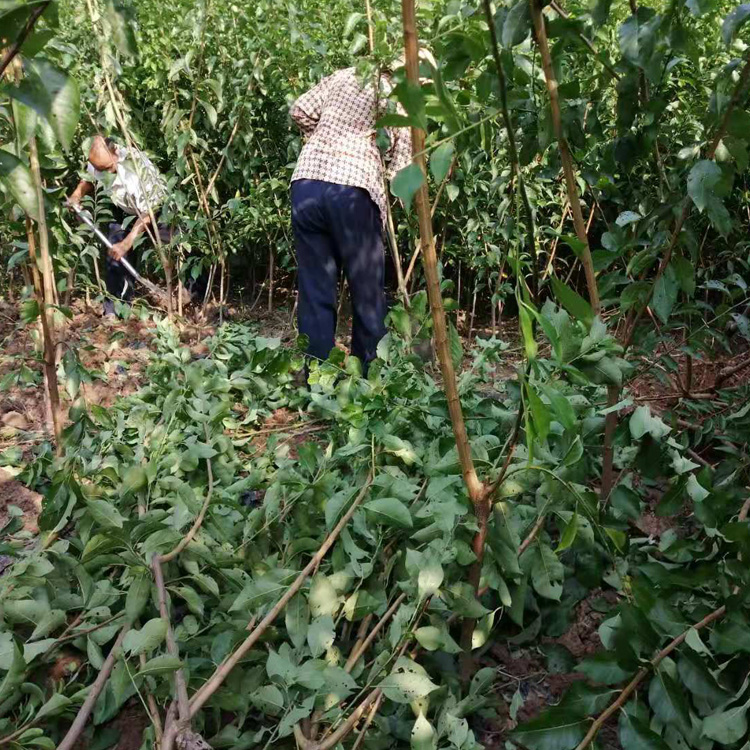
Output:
[161, 475, 374, 749]
[344, 593, 407, 671]
[575, 606, 726, 750]
[155, 447, 214, 746]
[578, 490, 750, 748]
[714, 353, 750, 389]
[56, 625, 130, 750]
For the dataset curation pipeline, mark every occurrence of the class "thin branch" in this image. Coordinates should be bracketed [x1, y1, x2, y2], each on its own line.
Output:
[344, 593, 407, 672]
[56, 625, 130, 750]
[575, 605, 727, 750]
[159, 476, 374, 750]
[154, 442, 214, 742]
[715, 353, 750, 389]
[0, 1, 51, 78]
[160, 445, 214, 563]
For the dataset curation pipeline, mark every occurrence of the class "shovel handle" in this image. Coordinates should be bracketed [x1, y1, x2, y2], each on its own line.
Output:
[70, 203, 170, 304]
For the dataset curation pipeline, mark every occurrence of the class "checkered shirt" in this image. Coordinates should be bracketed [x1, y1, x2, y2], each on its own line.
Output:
[290, 67, 412, 227]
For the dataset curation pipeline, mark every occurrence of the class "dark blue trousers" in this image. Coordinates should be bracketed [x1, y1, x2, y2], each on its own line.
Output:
[292, 179, 386, 368]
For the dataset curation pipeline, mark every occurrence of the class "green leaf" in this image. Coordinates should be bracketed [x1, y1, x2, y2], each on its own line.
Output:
[652, 264, 678, 324]
[125, 567, 151, 623]
[688, 161, 722, 212]
[551, 277, 594, 326]
[576, 653, 632, 684]
[200, 100, 218, 128]
[137, 655, 183, 676]
[502, 0, 532, 47]
[672, 256, 695, 296]
[417, 557, 444, 600]
[611, 485, 642, 520]
[619, 711, 670, 750]
[86, 498, 125, 529]
[677, 651, 729, 710]
[411, 712, 437, 750]
[391, 163, 424, 213]
[702, 698, 750, 743]
[512, 708, 587, 750]
[519, 305, 538, 359]
[123, 618, 167, 655]
[309, 574, 339, 618]
[710, 616, 750, 654]
[11, 98, 37, 148]
[173, 585, 204, 617]
[307, 615, 335, 657]
[448, 322, 463, 369]
[648, 670, 691, 734]
[557, 511, 578, 552]
[285, 593, 309, 649]
[122, 466, 147, 494]
[382, 435, 420, 466]
[0, 151, 39, 220]
[528, 544, 563, 600]
[364, 497, 413, 528]
[104, 0, 138, 57]
[36, 693, 71, 720]
[430, 142, 454, 183]
[445, 582, 490, 618]
[629, 406, 670, 440]
[526, 383, 551, 443]
[11, 59, 80, 151]
[344, 11, 364, 36]
[558, 683, 618, 716]
[380, 659, 438, 704]
[722, 4, 750, 45]
[325, 488, 356, 530]
[250, 684, 284, 716]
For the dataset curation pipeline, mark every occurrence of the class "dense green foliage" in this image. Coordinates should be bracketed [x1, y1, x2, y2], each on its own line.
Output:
[2, 0, 750, 749]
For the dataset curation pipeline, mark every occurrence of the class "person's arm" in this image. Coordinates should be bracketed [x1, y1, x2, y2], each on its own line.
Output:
[109, 214, 152, 262]
[67, 179, 93, 206]
[290, 74, 333, 136]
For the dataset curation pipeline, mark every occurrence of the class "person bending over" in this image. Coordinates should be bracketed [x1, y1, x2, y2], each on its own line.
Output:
[290, 66, 412, 372]
[68, 135, 169, 315]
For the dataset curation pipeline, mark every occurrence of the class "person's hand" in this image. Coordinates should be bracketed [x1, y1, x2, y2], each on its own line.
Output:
[66, 195, 80, 209]
[109, 241, 130, 262]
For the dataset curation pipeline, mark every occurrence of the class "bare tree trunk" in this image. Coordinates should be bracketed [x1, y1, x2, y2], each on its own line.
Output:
[402, 0, 487, 680]
[26, 214, 62, 449]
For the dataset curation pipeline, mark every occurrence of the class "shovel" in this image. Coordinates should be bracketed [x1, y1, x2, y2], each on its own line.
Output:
[70, 203, 171, 307]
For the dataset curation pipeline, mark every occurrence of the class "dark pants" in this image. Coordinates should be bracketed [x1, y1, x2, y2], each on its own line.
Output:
[105, 223, 136, 304]
[291, 179, 386, 368]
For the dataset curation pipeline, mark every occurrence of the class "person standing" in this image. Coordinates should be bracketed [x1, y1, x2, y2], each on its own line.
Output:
[290, 66, 412, 372]
[67, 135, 169, 315]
